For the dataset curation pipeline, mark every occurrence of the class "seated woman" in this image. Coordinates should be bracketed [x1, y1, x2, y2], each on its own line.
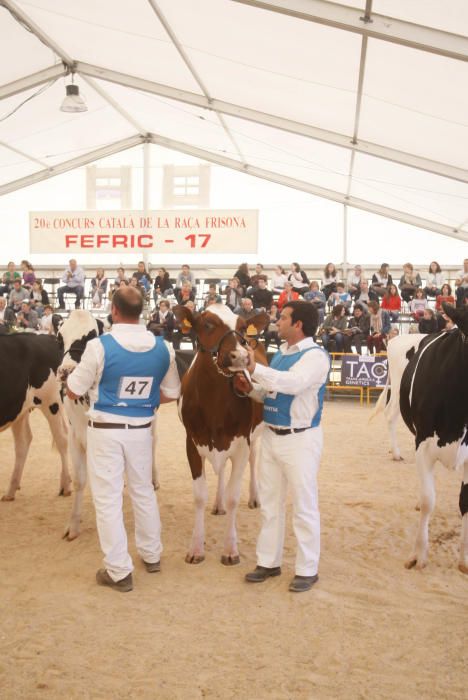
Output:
[277, 281, 299, 310]
[176, 281, 195, 305]
[224, 277, 243, 311]
[366, 300, 391, 353]
[369, 263, 392, 300]
[328, 282, 352, 313]
[320, 304, 347, 352]
[399, 263, 422, 303]
[271, 266, 288, 294]
[29, 280, 50, 317]
[91, 268, 108, 308]
[409, 287, 428, 320]
[346, 265, 364, 299]
[153, 267, 173, 304]
[264, 303, 280, 350]
[147, 299, 175, 341]
[304, 281, 326, 323]
[381, 284, 401, 322]
[321, 262, 339, 300]
[287, 262, 309, 296]
[21, 260, 36, 290]
[424, 261, 445, 298]
[132, 261, 152, 293]
[435, 283, 455, 311]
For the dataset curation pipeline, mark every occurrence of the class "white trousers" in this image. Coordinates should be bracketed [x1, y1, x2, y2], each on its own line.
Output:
[256, 426, 322, 576]
[87, 425, 161, 582]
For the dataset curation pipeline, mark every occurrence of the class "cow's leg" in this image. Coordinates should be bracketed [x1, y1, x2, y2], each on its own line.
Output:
[63, 435, 86, 540]
[248, 438, 260, 509]
[212, 465, 226, 515]
[385, 398, 403, 461]
[405, 448, 435, 570]
[458, 464, 468, 574]
[186, 437, 207, 564]
[2, 413, 32, 501]
[221, 447, 248, 565]
[41, 405, 72, 496]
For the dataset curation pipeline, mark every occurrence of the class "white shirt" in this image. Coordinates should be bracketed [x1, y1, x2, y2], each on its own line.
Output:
[251, 337, 330, 429]
[67, 323, 181, 424]
[426, 272, 445, 288]
[457, 269, 468, 287]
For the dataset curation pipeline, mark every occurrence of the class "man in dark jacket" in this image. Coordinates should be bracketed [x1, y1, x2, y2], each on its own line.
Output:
[248, 278, 273, 311]
[343, 304, 370, 354]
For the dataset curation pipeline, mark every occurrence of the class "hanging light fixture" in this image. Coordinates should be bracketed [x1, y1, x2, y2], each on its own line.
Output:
[60, 74, 87, 113]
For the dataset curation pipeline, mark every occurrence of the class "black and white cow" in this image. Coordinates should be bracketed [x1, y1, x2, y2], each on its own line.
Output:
[399, 304, 468, 573]
[0, 333, 70, 501]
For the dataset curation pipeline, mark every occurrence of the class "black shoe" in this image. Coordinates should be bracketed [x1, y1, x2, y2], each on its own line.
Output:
[96, 568, 133, 592]
[143, 560, 160, 573]
[245, 565, 281, 583]
[288, 574, 318, 593]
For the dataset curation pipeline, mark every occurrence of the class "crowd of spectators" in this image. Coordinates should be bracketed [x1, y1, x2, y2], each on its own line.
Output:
[1, 259, 467, 355]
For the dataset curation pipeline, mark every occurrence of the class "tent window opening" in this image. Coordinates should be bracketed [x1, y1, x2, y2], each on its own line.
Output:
[162, 165, 210, 207]
[87, 166, 132, 209]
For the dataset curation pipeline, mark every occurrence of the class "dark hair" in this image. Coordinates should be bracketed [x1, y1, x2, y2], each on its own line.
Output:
[292, 262, 301, 272]
[368, 300, 380, 313]
[385, 284, 399, 299]
[112, 287, 143, 319]
[323, 263, 336, 278]
[283, 301, 318, 337]
[331, 304, 344, 319]
[428, 261, 441, 273]
[440, 283, 452, 295]
[379, 263, 389, 274]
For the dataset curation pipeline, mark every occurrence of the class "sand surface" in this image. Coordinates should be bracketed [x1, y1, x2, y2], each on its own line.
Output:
[0, 401, 466, 700]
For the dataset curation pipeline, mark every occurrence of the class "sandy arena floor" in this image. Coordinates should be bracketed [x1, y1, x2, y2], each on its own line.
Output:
[0, 401, 467, 699]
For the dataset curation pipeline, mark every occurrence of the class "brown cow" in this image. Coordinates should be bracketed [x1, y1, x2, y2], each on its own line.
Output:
[174, 303, 268, 565]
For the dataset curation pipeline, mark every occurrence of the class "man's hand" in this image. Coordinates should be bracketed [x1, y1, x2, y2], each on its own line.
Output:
[67, 388, 80, 401]
[233, 373, 252, 395]
[246, 345, 256, 374]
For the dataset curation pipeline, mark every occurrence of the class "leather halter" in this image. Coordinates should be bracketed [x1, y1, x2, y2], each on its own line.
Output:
[199, 328, 248, 378]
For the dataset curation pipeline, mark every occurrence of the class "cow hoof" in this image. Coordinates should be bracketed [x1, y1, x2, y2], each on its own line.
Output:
[211, 507, 226, 515]
[63, 529, 79, 542]
[185, 553, 205, 564]
[458, 563, 468, 575]
[1, 494, 15, 502]
[248, 499, 259, 509]
[404, 557, 417, 569]
[221, 555, 240, 566]
[392, 456, 404, 462]
[58, 488, 72, 497]
[153, 482, 160, 491]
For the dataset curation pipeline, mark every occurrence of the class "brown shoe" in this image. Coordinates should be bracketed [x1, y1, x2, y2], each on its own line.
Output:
[96, 568, 133, 592]
[143, 560, 160, 573]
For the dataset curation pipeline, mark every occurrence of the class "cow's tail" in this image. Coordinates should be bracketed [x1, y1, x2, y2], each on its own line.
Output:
[369, 379, 390, 423]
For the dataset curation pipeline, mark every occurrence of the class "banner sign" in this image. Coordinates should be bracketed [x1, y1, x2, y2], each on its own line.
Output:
[29, 209, 258, 254]
[340, 354, 388, 387]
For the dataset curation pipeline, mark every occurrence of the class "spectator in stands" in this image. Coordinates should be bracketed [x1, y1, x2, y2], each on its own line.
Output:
[132, 261, 152, 293]
[16, 300, 39, 330]
[263, 303, 280, 350]
[369, 263, 392, 300]
[288, 262, 309, 296]
[204, 284, 222, 307]
[247, 264, 268, 294]
[399, 263, 421, 303]
[320, 304, 347, 352]
[57, 258, 85, 310]
[172, 300, 197, 350]
[277, 281, 299, 310]
[271, 266, 288, 294]
[248, 278, 273, 311]
[233, 263, 251, 294]
[0, 262, 21, 296]
[304, 281, 326, 323]
[455, 258, 468, 307]
[381, 284, 401, 322]
[39, 304, 54, 334]
[176, 281, 195, 305]
[237, 297, 257, 320]
[128, 276, 145, 298]
[8, 278, 29, 312]
[321, 262, 339, 300]
[344, 304, 370, 354]
[29, 280, 49, 317]
[91, 268, 108, 308]
[329, 282, 352, 313]
[225, 277, 243, 311]
[346, 265, 364, 300]
[147, 299, 175, 341]
[355, 279, 371, 309]
[418, 308, 438, 334]
[114, 267, 128, 285]
[153, 267, 173, 304]
[0, 296, 16, 331]
[409, 287, 428, 320]
[21, 260, 36, 290]
[424, 261, 445, 298]
[367, 300, 391, 353]
[176, 264, 196, 293]
[435, 283, 455, 311]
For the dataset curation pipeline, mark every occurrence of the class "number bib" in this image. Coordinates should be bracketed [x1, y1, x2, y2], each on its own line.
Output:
[118, 376, 153, 399]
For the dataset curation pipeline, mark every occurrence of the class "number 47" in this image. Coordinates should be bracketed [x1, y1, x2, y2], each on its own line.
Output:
[124, 380, 149, 395]
[185, 234, 211, 248]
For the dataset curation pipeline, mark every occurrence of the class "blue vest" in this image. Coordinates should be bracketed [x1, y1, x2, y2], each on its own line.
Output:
[95, 334, 170, 418]
[263, 346, 329, 428]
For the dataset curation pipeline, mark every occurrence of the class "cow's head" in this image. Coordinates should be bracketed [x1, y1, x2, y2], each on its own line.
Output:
[56, 310, 104, 383]
[442, 302, 468, 335]
[235, 312, 269, 364]
[174, 303, 251, 373]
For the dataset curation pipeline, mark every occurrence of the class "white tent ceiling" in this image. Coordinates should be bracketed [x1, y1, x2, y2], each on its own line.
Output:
[0, 0, 467, 242]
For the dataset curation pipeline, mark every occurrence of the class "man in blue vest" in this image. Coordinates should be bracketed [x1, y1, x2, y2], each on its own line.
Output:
[67, 286, 180, 592]
[238, 301, 330, 592]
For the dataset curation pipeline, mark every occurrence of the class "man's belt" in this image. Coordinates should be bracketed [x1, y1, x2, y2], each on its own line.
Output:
[88, 421, 152, 430]
[268, 426, 312, 436]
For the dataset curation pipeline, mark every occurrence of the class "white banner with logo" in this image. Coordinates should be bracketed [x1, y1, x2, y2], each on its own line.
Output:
[29, 210, 258, 254]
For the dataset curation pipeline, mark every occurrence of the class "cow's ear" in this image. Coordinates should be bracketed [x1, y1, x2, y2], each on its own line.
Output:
[52, 314, 62, 335]
[442, 302, 457, 321]
[96, 319, 105, 336]
[238, 311, 269, 337]
[173, 304, 196, 334]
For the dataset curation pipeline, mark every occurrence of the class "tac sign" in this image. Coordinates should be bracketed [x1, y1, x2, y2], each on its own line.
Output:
[340, 354, 388, 387]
